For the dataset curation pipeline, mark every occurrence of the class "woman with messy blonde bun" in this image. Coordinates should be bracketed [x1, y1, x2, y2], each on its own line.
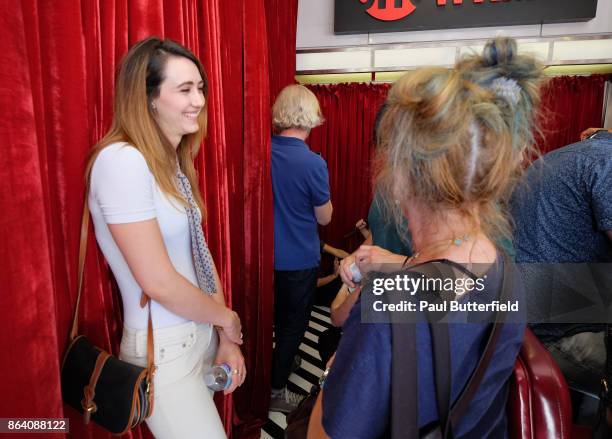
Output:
[308, 38, 544, 439]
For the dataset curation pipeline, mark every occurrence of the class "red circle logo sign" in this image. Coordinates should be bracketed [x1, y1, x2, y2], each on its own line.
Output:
[359, 0, 417, 21]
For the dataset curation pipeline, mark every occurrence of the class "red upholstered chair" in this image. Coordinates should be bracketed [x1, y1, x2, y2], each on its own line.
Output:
[507, 328, 593, 439]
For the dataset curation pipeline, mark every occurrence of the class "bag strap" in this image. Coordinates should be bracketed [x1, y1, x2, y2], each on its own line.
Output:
[451, 255, 512, 422]
[606, 324, 611, 400]
[69, 195, 91, 341]
[81, 351, 111, 424]
[430, 254, 513, 438]
[391, 254, 513, 439]
[391, 318, 418, 438]
[68, 196, 156, 378]
[602, 323, 612, 408]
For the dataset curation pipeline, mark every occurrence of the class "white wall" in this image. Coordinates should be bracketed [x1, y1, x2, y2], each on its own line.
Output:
[297, 0, 612, 49]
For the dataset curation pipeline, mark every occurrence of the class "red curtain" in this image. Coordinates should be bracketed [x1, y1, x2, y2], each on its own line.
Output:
[266, 0, 299, 103]
[306, 83, 390, 254]
[539, 74, 611, 155]
[306, 76, 609, 252]
[0, 0, 298, 437]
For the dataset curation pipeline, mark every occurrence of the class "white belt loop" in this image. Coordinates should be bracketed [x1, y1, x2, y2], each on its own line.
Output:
[135, 330, 148, 357]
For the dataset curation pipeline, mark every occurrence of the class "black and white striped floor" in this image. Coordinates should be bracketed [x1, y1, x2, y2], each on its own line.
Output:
[261, 305, 332, 439]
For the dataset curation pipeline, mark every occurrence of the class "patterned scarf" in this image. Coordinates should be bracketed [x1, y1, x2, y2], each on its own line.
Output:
[175, 165, 217, 295]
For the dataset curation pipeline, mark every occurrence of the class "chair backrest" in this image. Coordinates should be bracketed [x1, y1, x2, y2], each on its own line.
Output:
[507, 328, 574, 439]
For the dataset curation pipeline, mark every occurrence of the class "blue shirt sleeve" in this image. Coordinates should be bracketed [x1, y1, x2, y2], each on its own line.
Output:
[322, 301, 391, 439]
[308, 156, 331, 207]
[589, 157, 612, 231]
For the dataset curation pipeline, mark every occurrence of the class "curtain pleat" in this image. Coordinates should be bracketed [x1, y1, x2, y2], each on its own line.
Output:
[266, 0, 299, 104]
[0, 1, 65, 431]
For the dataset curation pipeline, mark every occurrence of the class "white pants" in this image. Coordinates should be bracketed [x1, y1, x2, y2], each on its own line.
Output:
[120, 321, 227, 439]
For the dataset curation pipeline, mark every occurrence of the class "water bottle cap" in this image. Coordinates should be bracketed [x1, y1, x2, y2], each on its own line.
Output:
[204, 374, 216, 386]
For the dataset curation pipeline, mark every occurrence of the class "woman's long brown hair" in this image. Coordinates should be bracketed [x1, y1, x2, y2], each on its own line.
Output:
[85, 37, 207, 214]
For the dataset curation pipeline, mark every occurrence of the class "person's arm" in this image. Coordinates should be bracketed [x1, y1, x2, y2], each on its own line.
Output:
[607, 230, 612, 241]
[108, 220, 242, 344]
[307, 392, 330, 439]
[208, 262, 247, 393]
[322, 243, 349, 259]
[310, 158, 332, 225]
[580, 127, 612, 140]
[307, 346, 337, 438]
[330, 284, 360, 327]
[318, 257, 340, 288]
[314, 200, 333, 226]
[317, 273, 338, 288]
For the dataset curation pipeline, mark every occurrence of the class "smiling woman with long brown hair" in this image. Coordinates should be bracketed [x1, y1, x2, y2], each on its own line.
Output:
[86, 37, 244, 438]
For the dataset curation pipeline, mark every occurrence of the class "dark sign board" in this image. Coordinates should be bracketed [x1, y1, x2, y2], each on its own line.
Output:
[335, 0, 598, 35]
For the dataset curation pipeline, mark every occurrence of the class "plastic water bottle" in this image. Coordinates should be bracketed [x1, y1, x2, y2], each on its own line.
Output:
[204, 363, 232, 391]
[349, 262, 363, 283]
[348, 262, 362, 293]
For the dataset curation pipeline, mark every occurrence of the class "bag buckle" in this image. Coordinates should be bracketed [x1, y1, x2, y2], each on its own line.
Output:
[81, 384, 98, 424]
[81, 399, 97, 424]
[145, 366, 157, 394]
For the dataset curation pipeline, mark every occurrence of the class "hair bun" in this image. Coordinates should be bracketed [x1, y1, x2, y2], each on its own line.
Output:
[482, 38, 517, 67]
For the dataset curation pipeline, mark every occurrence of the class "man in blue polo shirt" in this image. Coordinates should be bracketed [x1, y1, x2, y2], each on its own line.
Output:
[269, 85, 333, 412]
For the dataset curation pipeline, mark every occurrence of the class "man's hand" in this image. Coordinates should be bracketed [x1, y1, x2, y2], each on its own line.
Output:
[580, 127, 610, 140]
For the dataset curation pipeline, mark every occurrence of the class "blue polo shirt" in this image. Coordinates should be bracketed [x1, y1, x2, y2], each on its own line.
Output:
[271, 135, 330, 270]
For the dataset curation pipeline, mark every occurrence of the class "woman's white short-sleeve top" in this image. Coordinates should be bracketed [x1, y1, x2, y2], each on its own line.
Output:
[89, 142, 199, 330]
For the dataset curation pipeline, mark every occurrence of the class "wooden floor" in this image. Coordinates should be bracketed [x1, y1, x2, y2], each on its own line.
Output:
[261, 305, 332, 439]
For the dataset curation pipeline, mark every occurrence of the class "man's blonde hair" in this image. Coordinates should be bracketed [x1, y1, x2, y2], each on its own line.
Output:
[272, 85, 324, 132]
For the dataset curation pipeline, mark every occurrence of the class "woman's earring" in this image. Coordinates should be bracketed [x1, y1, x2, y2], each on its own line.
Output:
[151, 103, 157, 113]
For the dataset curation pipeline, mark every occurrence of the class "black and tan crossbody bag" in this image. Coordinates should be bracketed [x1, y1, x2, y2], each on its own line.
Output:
[60, 200, 156, 434]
